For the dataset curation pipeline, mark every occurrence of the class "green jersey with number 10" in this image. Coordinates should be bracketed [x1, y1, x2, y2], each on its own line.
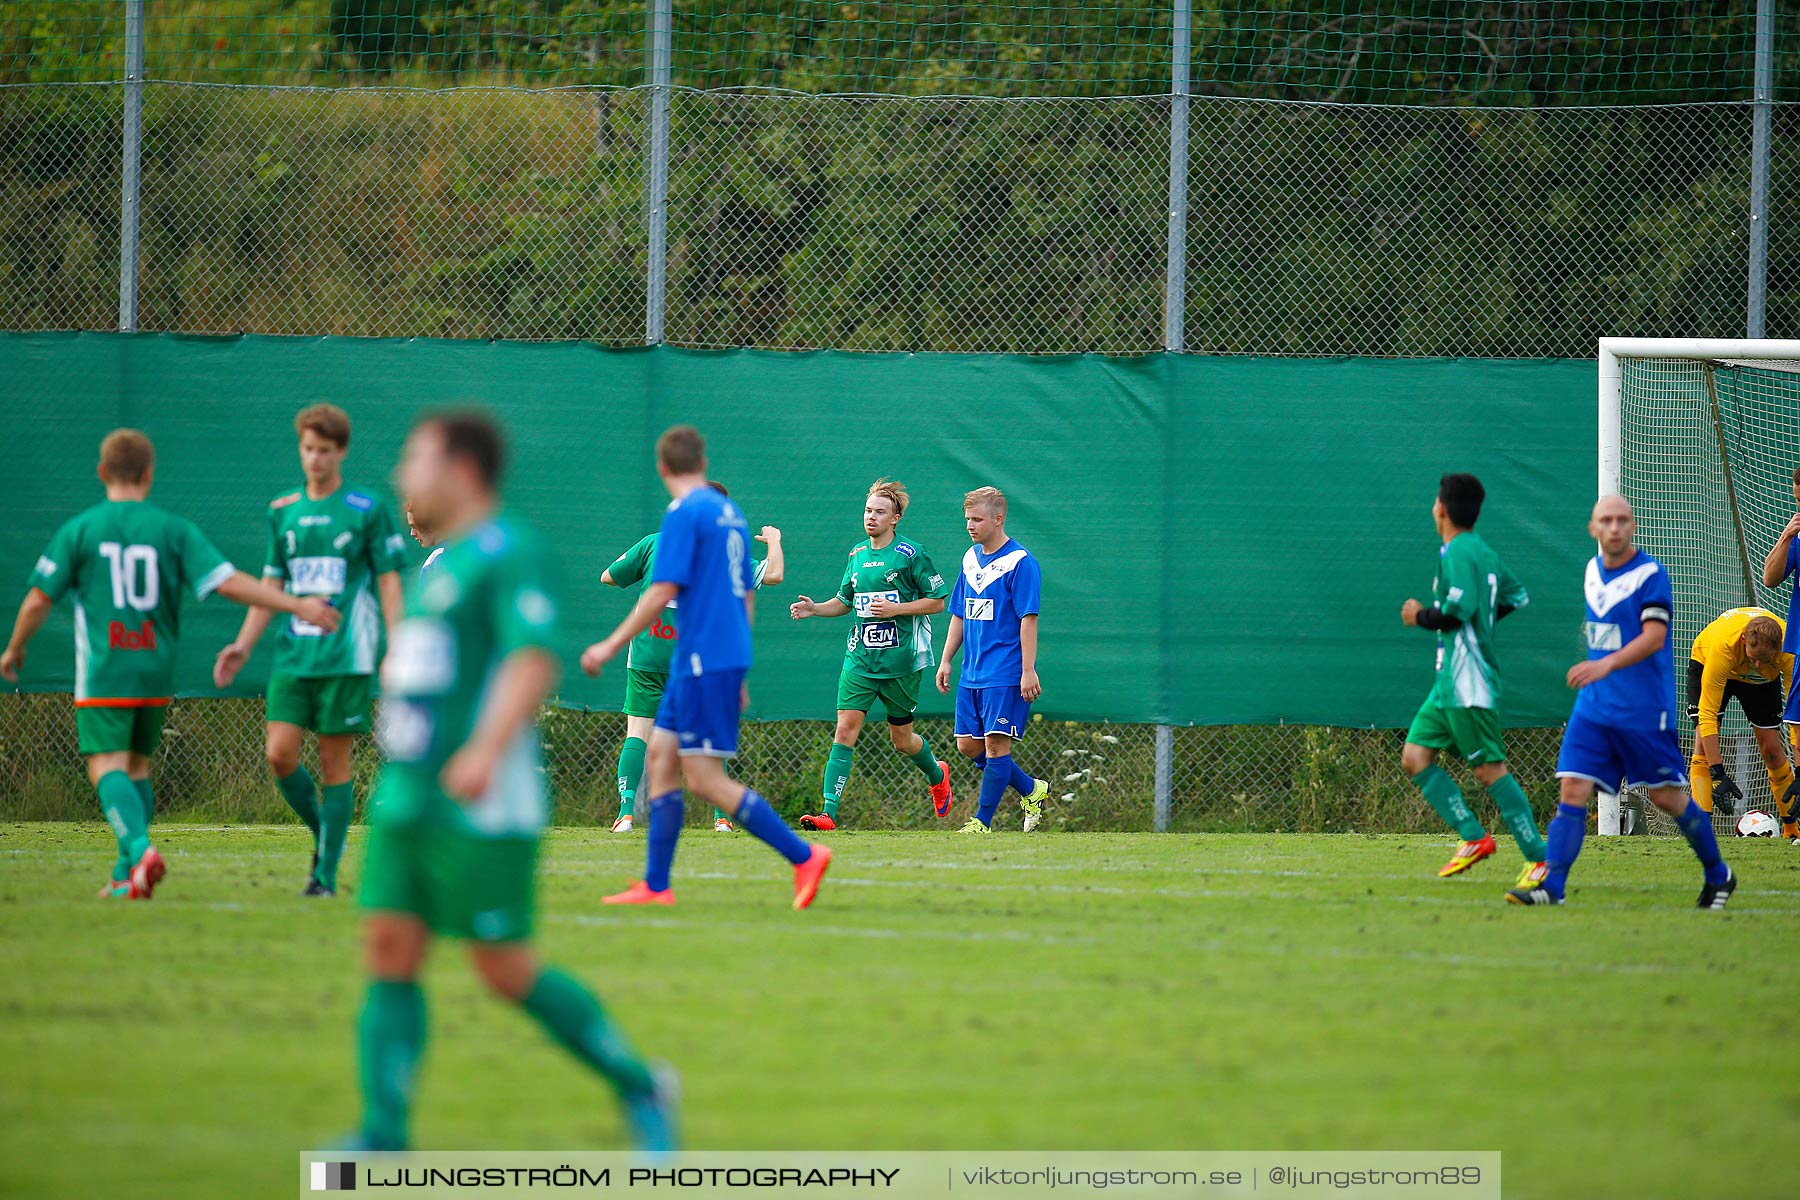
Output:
[835, 537, 950, 677]
[1428, 530, 1528, 711]
[262, 484, 407, 678]
[27, 499, 235, 705]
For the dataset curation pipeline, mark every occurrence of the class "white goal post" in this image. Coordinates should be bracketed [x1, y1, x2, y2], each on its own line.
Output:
[1596, 338, 1800, 835]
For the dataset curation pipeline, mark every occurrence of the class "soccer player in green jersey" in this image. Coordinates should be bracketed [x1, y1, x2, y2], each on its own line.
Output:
[343, 411, 676, 1152]
[1399, 473, 1547, 886]
[602, 485, 782, 835]
[789, 478, 953, 829]
[213, 405, 408, 897]
[0, 429, 340, 898]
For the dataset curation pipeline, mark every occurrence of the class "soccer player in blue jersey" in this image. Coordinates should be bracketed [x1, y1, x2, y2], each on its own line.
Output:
[1758, 464, 1800, 841]
[1508, 494, 1737, 909]
[934, 486, 1051, 832]
[581, 426, 831, 908]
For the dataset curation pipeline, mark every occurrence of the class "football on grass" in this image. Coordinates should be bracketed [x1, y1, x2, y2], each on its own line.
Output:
[1735, 810, 1778, 837]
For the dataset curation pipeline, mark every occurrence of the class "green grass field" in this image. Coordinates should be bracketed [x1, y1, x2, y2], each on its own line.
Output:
[4, 822, 1798, 1199]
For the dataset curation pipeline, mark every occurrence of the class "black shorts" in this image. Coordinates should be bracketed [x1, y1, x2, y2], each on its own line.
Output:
[1686, 660, 1785, 732]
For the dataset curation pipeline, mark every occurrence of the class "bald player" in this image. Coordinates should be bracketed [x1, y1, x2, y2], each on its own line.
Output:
[1508, 495, 1737, 909]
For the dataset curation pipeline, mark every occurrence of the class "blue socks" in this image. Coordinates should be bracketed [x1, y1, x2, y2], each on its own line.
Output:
[976, 758, 1009, 827]
[1542, 801, 1587, 899]
[735, 790, 811, 865]
[1007, 758, 1036, 797]
[1675, 799, 1730, 886]
[644, 790, 683, 892]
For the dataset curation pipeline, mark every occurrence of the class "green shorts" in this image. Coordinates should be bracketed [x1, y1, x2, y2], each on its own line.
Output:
[76, 705, 166, 756]
[1406, 699, 1507, 767]
[623, 668, 668, 720]
[836, 667, 923, 720]
[358, 819, 539, 942]
[266, 672, 373, 736]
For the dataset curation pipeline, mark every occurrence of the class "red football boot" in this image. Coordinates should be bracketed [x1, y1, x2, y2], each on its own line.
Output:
[129, 846, 166, 899]
[929, 761, 954, 818]
[799, 813, 837, 831]
[602, 881, 676, 906]
[792, 844, 833, 911]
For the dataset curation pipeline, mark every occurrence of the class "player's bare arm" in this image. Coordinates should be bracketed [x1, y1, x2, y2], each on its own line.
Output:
[377, 569, 403, 633]
[0, 587, 55, 681]
[581, 581, 678, 675]
[442, 647, 558, 800]
[215, 603, 276, 687]
[215, 571, 341, 634]
[1763, 510, 1800, 587]
[1019, 613, 1042, 701]
[936, 615, 965, 694]
[791, 595, 851, 621]
[755, 526, 784, 586]
[1568, 617, 1667, 689]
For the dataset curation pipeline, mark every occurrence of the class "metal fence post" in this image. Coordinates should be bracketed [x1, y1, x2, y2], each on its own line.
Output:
[1163, 0, 1191, 352]
[1153, 724, 1173, 832]
[118, 0, 145, 333]
[644, 0, 673, 345]
[1747, 0, 1774, 339]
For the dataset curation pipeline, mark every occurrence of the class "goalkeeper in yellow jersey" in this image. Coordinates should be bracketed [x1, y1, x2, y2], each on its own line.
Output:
[1687, 608, 1795, 833]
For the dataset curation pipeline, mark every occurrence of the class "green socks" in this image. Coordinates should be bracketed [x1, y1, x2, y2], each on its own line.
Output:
[822, 744, 854, 816]
[1412, 765, 1485, 841]
[908, 736, 945, 785]
[97, 770, 150, 868]
[616, 737, 647, 818]
[111, 778, 157, 883]
[1487, 773, 1547, 861]
[358, 979, 426, 1151]
[521, 967, 655, 1098]
[277, 767, 322, 842]
[317, 782, 354, 889]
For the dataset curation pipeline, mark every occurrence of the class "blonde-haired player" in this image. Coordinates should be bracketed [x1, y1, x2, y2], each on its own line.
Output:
[790, 478, 953, 828]
[1686, 608, 1794, 830]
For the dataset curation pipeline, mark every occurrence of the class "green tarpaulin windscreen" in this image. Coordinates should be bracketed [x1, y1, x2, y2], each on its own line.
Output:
[1, 333, 1595, 726]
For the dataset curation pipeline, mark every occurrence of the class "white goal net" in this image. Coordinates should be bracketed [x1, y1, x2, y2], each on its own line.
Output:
[1602, 339, 1800, 834]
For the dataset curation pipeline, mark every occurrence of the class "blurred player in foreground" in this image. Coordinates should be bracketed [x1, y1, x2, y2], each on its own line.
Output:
[1398, 473, 1546, 887]
[790, 478, 952, 829]
[1, 429, 339, 898]
[1685, 607, 1792, 824]
[601, 485, 782, 835]
[214, 405, 407, 897]
[582, 426, 830, 908]
[935, 486, 1050, 832]
[345, 412, 676, 1151]
[1509, 494, 1737, 908]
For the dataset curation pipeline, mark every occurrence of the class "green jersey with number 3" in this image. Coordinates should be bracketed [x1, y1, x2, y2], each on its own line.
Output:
[606, 531, 768, 675]
[262, 485, 407, 678]
[373, 516, 561, 837]
[1427, 530, 1528, 710]
[27, 500, 235, 704]
[835, 537, 950, 677]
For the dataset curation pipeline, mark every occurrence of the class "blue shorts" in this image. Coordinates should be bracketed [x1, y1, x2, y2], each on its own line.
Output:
[954, 685, 1031, 741]
[654, 668, 745, 758]
[1556, 711, 1688, 792]
[1786, 673, 1800, 725]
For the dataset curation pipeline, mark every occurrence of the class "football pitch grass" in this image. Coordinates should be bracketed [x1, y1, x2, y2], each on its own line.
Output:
[4, 822, 1798, 1200]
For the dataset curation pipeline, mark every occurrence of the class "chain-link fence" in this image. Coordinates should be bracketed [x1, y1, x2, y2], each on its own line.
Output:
[3, 3, 1797, 833]
[5, 691, 1785, 835]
